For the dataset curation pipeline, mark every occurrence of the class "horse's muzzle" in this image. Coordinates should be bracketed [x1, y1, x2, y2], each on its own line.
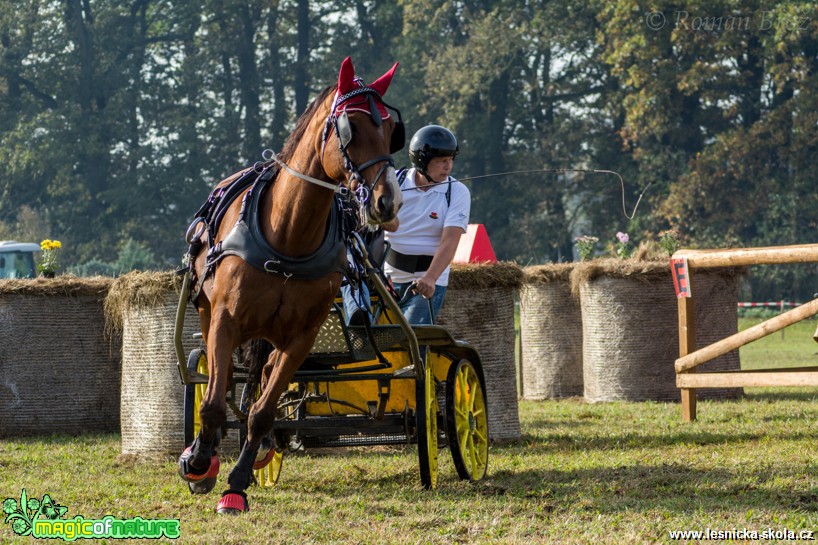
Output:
[367, 167, 402, 224]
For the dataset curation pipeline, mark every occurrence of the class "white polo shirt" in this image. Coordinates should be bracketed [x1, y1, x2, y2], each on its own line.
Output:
[385, 168, 470, 286]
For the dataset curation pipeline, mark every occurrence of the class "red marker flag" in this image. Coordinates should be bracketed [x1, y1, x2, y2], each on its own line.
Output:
[671, 257, 691, 298]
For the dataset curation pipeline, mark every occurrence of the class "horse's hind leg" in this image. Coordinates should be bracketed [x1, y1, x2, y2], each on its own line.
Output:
[217, 341, 312, 514]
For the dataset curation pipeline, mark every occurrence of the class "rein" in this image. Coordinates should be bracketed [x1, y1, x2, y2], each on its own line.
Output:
[261, 149, 341, 193]
[262, 85, 398, 192]
[259, 148, 373, 223]
[260, 86, 399, 222]
[400, 168, 652, 221]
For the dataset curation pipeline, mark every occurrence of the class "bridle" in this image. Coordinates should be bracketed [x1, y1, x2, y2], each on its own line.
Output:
[321, 81, 405, 205]
[260, 84, 404, 226]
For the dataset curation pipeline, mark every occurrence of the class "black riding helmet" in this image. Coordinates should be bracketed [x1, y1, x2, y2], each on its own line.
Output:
[408, 125, 459, 178]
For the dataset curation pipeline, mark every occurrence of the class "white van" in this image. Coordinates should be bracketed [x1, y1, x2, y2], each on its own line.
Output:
[0, 241, 40, 279]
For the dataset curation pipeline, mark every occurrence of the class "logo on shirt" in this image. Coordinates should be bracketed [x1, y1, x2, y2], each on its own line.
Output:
[429, 212, 439, 219]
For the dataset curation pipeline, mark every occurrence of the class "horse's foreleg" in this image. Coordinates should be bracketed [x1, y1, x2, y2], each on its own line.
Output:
[179, 311, 237, 485]
[217, 340, 313, 514]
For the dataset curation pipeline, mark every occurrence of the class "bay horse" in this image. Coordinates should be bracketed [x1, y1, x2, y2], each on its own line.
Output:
[178, 57, 404, 514]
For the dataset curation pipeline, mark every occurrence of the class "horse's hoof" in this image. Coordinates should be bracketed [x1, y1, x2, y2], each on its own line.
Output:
[216, 490, 249, 515]
[188, 476, 218, 495]
[178, 446, 220, 485]
[252, 446, 278, 470]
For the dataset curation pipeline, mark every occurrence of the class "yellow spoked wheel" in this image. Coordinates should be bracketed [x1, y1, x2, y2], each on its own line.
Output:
[445, 359, 488, 481]
[183, 349, 209, 445]
[416, 358, 439, 489]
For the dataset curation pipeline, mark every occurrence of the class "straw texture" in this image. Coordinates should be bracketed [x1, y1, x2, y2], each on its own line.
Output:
[576, 262, 742, 403]
[520, 264, 583, 399]
[437, 263, 523, 442]
[119, 292, 199, 456]
[0, 278, 120, 436]
[111, 272, 244, 457]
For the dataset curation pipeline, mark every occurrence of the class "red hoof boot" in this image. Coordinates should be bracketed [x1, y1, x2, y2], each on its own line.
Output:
[253, 447, 277, 471]
[178, 446, 220, 483]
[216, 490, 249, 515]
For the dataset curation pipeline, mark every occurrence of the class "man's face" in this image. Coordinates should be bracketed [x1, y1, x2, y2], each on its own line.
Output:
[426, 156, 454, 182]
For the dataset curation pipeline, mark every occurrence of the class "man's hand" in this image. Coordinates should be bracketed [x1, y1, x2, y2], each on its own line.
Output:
[413, 275, 436, 299]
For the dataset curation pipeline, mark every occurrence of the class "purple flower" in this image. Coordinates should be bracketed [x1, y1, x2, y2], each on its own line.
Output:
[616, 232, 629, 244]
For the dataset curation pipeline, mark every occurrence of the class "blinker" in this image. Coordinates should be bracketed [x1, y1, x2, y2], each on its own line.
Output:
[367, 94, 382, 127]
[337, 110, 352, 149]
[390, 119, 405, 154]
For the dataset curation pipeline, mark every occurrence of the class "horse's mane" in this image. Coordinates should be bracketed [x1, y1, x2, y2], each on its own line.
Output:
[278, 85, 335, 162]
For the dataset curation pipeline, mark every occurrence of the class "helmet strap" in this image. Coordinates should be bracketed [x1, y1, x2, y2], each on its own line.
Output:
[416, 168, 433, 186]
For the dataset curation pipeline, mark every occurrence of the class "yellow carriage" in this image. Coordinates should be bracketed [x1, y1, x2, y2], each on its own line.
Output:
[175, 236, 488, 491]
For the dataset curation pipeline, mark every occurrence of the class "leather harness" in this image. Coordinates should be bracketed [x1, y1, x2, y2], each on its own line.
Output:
[212, 174, 349, 280]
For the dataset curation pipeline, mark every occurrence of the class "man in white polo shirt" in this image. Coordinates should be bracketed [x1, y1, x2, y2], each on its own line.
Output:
[382, 125, 471, 325]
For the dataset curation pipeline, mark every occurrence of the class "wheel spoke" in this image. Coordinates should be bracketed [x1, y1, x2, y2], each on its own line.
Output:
[467, 375, 479, 412]
[467, 436, 477, 473]
[459, 433, 469, 457]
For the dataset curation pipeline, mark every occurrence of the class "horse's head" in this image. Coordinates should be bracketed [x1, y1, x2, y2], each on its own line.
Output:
[319, 57, 403, 225]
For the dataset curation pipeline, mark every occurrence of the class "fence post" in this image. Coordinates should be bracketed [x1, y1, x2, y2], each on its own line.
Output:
[678, 293, 697, 421]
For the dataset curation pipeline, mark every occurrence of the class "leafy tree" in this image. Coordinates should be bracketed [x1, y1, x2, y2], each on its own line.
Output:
[3, 0, 818, 302]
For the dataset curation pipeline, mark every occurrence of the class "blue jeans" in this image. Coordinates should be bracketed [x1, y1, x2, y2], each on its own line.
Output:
[341, 282, 372, 325]
[342, 281, 447, 326]
[393, 282, 446, 325]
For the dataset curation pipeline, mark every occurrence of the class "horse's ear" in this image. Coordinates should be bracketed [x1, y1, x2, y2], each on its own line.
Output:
[337, 56, 357, 95]
[370, 62, 399, 96]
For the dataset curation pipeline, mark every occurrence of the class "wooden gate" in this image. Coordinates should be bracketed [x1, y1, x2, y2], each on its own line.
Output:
[672, 244, 818, 421]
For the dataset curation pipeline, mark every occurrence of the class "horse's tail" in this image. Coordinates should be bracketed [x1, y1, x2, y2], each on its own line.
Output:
[241, 339, 274, 407]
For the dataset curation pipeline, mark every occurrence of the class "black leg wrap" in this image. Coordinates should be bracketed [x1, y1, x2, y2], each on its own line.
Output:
[227, 445, 260, 491]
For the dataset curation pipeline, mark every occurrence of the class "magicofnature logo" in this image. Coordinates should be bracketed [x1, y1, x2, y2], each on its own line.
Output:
[3, 489, 180, 541]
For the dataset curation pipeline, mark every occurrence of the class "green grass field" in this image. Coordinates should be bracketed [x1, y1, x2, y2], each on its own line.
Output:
[1, 317, 817, 544]
[739, 317, 818, 370]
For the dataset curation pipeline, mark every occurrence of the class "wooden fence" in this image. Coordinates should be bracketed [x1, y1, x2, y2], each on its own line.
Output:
[672, 243, 818, 421]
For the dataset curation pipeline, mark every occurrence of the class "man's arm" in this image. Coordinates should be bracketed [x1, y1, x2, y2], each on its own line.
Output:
[414, 226, 464, 298]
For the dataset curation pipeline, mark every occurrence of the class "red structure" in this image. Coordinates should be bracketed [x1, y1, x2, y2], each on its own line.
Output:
[453, 224, 497, 264]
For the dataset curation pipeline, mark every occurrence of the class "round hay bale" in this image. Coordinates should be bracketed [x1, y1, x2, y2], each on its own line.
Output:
[520, 264, 583, 399]
[436, 262, 523, 442]
[0, 277, 120, 436]
[108, 272, 243, 457]
[572, 259, 743, 402]
[108, 272, 201, 457]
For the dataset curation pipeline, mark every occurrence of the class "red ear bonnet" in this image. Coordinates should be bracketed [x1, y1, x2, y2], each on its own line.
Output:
[370, 62, 399, 96]
[336, 56, 357, 95]
[334, 57, 397, 119]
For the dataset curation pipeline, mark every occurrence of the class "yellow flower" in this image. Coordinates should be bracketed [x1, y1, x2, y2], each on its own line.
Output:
[37, 238, 62, 276]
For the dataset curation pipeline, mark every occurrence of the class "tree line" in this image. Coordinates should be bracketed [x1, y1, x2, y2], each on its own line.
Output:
[1, 1, 817, 299]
